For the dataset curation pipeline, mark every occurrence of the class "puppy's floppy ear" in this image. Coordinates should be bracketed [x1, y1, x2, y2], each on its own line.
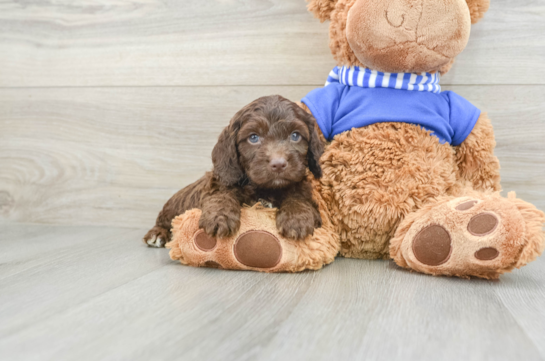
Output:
[307, 120, 324, 179]
[212, 116, 245, 187]
[307, 0, 339, 22]
[295, 104, 324, 179]
[466, 0, 490, 24]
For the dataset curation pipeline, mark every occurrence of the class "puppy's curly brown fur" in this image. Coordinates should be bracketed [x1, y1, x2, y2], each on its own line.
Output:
[144, 95, 324, 247]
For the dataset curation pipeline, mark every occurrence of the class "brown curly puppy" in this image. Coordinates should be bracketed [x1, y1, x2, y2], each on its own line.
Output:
[144, 95, 324, 247]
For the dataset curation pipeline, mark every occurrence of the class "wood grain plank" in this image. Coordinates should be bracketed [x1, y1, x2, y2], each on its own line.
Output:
[0, 0, 543, 87]
[0, 224, 543, 361]
[0, 224, 165, 339]
[0, 224, 317, 361]
[493, 255, 545, 358]
[260, 260, 544, 361]
[1, 85, 543, 228]
[0, 223, 127, 280]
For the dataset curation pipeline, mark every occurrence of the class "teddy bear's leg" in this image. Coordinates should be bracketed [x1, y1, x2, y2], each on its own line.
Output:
[166, 183, 340, 273]
[318, 123, 460, 259]
[390, 191, 545, 279]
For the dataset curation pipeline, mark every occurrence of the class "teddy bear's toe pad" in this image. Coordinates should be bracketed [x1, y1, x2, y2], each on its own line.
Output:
[194, 230, 217, 251]
[467, 213, 498, 236]
[412, 225, 452, 266]
[455, 200, 478, 211]
[475, 247, 499, 261]
[203, 260, 222, 269]
[234, 231, 282, 268]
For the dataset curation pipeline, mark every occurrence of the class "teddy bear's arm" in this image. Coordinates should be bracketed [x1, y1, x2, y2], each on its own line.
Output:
[454, 112, 501, 192]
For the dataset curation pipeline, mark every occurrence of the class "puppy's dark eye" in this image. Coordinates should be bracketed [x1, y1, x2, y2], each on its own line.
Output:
[248, 134, 260, 144]
[290, 132, 301, 142]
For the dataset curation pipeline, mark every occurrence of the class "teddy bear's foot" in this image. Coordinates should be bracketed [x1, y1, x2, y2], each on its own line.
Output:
[166, 204, 339, 273]
[390, 192, 545, 279]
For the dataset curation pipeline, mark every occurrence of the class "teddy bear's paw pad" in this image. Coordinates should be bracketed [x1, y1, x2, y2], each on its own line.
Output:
[194, 230, 217, 251]
[455, 200, 478, 211]
[233, 230, 282, 268]
[467, 213, 499, 236]
[412, 225, 452, 266]
[202, 260, 223, 269]
[474, 247, 499, 261]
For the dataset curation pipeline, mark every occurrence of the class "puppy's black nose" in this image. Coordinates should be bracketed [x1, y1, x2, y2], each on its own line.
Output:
[269, 158, 288, 172]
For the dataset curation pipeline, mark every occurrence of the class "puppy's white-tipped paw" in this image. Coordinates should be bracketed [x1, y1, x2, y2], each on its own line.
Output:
[143, 226, 170, 248]
[146, 235, 164, 248]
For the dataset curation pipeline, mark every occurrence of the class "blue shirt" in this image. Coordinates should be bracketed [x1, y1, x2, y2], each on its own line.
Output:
[301, 82, 481, 146]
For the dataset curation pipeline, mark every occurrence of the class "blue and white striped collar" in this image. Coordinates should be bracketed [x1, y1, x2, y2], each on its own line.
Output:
[326, 66, 441, 94]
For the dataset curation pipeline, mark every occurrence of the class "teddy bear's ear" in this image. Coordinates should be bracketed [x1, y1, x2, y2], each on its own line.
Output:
[307, 0, 338, 22]
[466, 0, 490, 24]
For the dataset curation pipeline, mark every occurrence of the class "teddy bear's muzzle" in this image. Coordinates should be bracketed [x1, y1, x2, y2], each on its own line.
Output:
[345, 0, 471, 73]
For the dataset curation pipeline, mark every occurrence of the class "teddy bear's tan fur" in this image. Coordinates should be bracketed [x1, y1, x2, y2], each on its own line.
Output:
[167, 0, 545, 279]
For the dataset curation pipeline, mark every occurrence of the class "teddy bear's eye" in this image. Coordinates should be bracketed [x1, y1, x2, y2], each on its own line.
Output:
[290, 132, 301, 142]
[248, 134, 260, 144]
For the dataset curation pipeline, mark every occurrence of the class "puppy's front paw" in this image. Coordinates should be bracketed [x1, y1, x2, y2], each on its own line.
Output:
[276, 209, 319, 240]
[199, 210, 241, 238]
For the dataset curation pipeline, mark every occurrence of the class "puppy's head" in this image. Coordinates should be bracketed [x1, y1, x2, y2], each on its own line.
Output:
[212, 95, 324, 188]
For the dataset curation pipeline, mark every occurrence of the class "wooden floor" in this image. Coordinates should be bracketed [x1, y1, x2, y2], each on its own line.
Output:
[1, 0, 545, 360]
[1, 223, 544, 361]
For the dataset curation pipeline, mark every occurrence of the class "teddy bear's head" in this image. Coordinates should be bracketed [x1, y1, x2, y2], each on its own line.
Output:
[308, 0, 490, 74]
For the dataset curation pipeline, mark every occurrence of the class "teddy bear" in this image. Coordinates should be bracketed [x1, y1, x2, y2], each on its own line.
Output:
[167, 0, 545, 279]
